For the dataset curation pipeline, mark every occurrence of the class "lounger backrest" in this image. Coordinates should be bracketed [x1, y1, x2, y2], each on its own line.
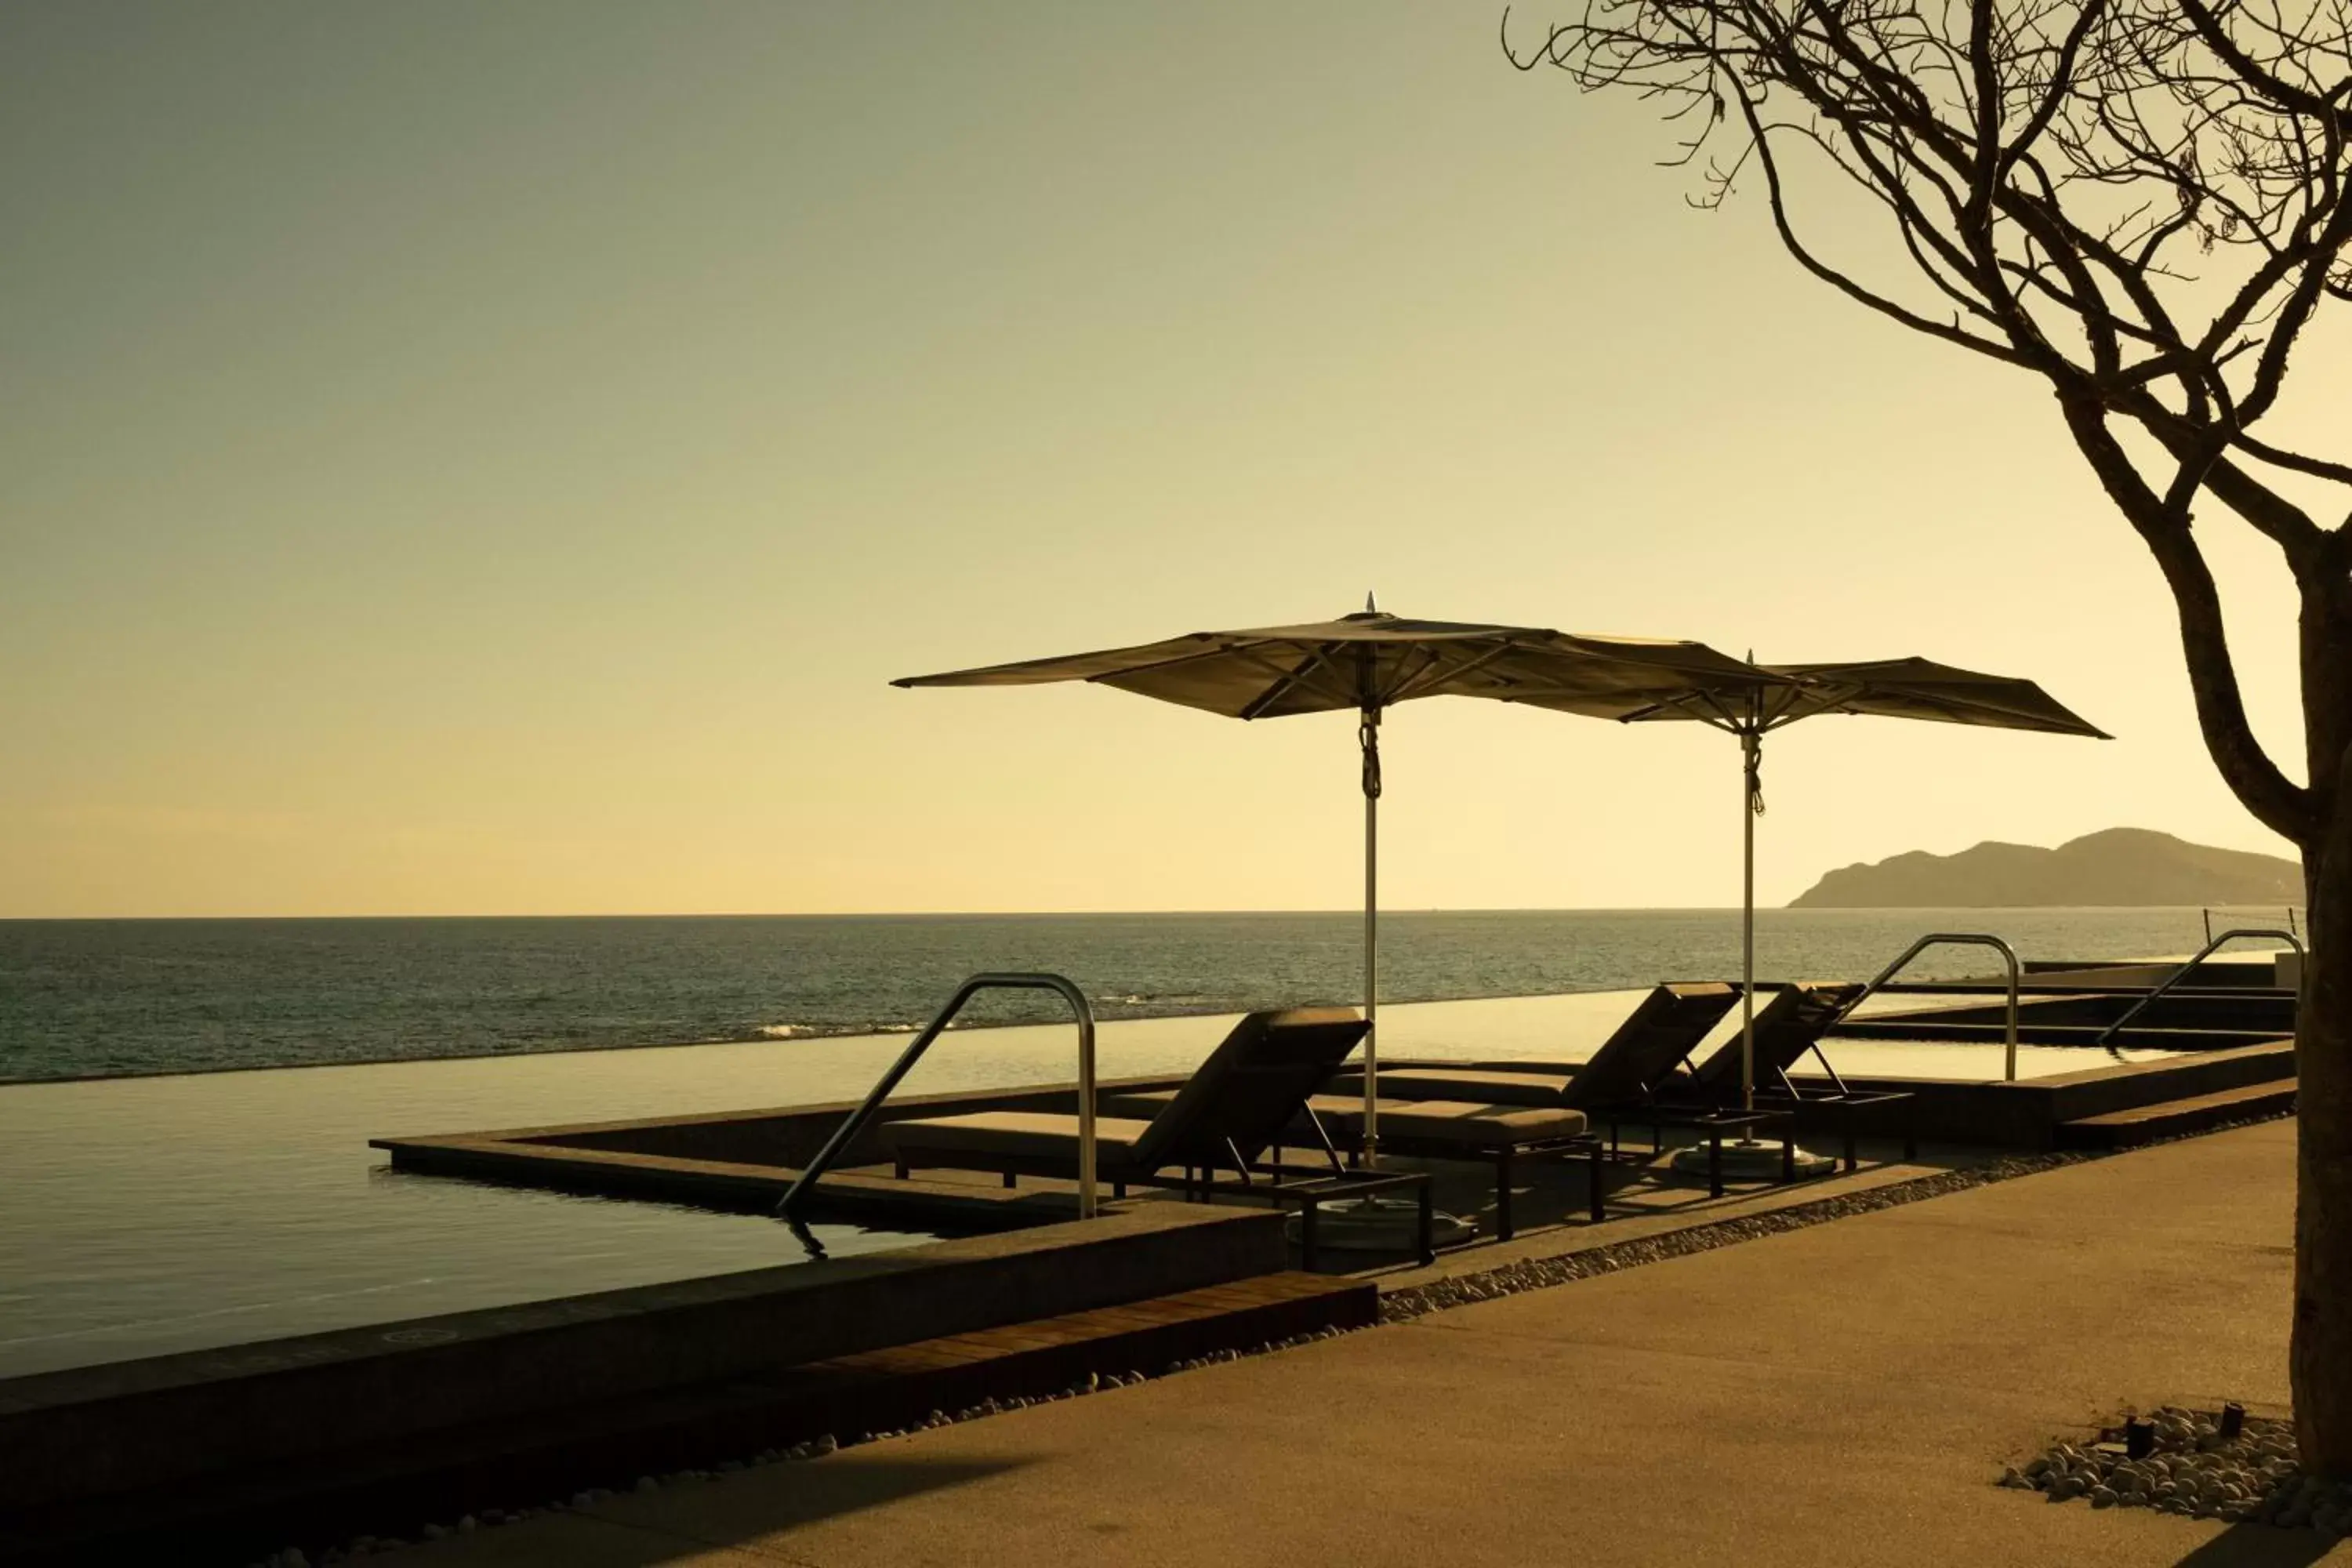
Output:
[1689, 982, 1865, 1094]
[1132, 1007, 1368, 1171]
[1563, 982, 1740, 1111]
[1685, 985, 1806, 1094]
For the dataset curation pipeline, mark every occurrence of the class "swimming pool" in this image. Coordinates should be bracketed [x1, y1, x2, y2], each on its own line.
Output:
[0, 989, 2179, 1379]
[0, 1062, 941, 1379]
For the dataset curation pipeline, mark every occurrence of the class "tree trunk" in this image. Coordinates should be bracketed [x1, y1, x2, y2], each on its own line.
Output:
[2296, 582, 2352, 1475]
[2298, 829, 2352, 1473]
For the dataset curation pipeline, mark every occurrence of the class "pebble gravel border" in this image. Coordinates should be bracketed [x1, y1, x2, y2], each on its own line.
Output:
[2004, 1407, 2352, 1536]
[1377, 1149, 2089, 1323]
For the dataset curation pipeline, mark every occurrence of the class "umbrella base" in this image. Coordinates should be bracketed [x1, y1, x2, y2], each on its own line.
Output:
[1283, 1195, 1476, 1253]
[1668, 1138, 1836, 1182]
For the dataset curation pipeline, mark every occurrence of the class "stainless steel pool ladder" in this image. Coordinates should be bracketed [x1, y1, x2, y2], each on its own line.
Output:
[775, 972, 1098, 1224]
[2092, 927, 2304, 1051]
[1846, 932, 2022, 1082]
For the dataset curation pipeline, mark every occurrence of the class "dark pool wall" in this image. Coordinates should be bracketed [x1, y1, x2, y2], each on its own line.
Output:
[0, 1203, 1283, 1538]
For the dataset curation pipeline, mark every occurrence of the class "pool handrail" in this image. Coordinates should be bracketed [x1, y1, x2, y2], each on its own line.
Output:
[1846, 933, 2022, 1082]
[2092, 928, 2304, 1051]
[776, 971, 1098, 1223]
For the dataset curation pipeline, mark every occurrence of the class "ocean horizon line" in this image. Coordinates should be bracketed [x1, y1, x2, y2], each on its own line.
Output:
[0, 902, 2272, 926]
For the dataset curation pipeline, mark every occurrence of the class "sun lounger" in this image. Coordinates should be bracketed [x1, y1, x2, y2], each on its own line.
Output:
[1682, 983, 1862, 1098]
[881, 1006, 1368, 1193]
[1103, 1087, 1603, 1240]
[1347, 982, 1742, 1116]
[1331, 982, 1809, 1207]
[1325, 1098, 1600, 1239]
[1675, 982, 1916, 1167]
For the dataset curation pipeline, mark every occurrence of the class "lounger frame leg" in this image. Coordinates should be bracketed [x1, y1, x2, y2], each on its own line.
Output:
[1495, 1145, 1515, 1243]
[1306, 1108, 1346, 1174]
[1708, 1129, 1724, 1198]
[1417, 1179, 1435, 1266]
[1003, 1171, 1017, 1189]
[895, 1158, 908, 1181]
[1843, 1120, 1858, 1173]
[1301, 1196, 1320, 1271]
[1588, 1143, 1606, 1224]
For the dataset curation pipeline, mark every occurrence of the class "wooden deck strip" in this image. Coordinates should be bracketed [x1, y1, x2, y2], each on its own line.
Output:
[2056, 1078, 2297, 1149]
[812, 1273, 1369, 1385]
[2064, 1079, 2298, 1127]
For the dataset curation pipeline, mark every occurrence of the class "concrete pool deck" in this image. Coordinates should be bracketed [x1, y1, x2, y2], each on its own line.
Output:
[362, 1117, 2318, 1567]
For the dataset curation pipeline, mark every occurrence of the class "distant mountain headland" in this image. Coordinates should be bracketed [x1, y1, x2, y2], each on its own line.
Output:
[1789, 828, 2303, 909]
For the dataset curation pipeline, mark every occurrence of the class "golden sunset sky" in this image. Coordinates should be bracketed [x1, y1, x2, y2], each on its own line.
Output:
[2, 3, 2334, 916]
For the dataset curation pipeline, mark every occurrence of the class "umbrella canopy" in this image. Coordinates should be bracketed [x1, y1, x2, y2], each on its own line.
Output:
[895, 609, 1774, 719]
[1513, 653, 2108, 1110]
[1590, 656, 2113, 742]
[1597, 656, 2111, 818]
[896, 605, 1789, 1160]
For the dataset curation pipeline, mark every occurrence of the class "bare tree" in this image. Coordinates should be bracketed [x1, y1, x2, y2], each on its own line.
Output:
[1508, 0, 2352, 1466]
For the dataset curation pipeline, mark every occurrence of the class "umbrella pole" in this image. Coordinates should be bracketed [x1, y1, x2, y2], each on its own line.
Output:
[1360, 706, 1381, 1169]
[1301, 697, 1473, 1250]
[1676, 718, 1833, 1181]
[1741, 727, 1759, 1114]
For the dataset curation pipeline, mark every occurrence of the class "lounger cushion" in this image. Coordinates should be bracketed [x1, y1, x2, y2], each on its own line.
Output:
[1101, 1089, 1182, 1120]
[1111, 1087, 1583, 1148]
[1374, 1101, 1589, 1145]
[1301, 1093, 1370, 1127]
[881, 1112, 1156, 1167]
[1108, 1088, 1365, 1140]
[1350, 1067, 1573, 1106]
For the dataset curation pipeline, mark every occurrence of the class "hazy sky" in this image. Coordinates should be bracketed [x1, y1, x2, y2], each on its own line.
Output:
[2, 3, 2332, 917]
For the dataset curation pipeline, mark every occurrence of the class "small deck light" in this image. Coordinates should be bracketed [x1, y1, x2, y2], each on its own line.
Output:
[2221, 1403, 2245, 1440]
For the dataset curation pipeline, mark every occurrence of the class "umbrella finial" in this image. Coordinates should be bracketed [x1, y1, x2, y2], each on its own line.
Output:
[1367, 591, 1378, 614]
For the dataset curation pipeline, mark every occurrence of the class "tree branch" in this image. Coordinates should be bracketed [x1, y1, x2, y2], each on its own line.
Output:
[2058, 390, 2312, 837]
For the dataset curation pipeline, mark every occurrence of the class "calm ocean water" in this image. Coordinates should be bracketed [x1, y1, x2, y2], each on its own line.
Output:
[0, 907, 2281, 1083]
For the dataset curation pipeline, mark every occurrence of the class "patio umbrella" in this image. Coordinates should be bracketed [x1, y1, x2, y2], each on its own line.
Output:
[1512, 656, 2109, 1114]
[895, 601, 1786, 1163]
